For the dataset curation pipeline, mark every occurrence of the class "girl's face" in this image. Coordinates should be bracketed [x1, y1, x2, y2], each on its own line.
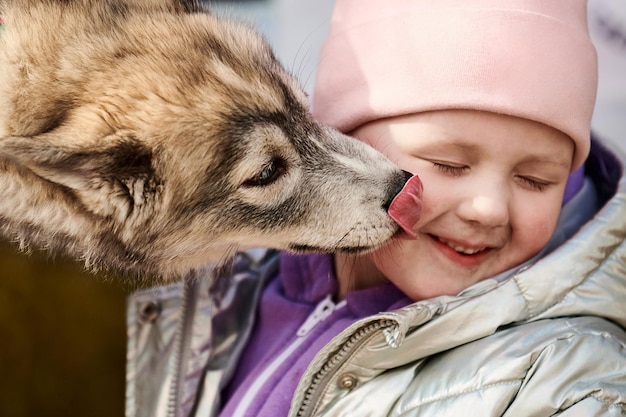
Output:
[346, 110, 574, 301]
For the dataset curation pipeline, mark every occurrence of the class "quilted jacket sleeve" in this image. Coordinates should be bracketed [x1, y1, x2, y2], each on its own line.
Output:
[503, 318, 626, 417]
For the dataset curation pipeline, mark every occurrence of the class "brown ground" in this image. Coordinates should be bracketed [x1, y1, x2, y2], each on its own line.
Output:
[0, 243, 132, 417]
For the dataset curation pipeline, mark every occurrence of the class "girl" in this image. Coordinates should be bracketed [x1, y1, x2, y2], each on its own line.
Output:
[126, 1, 626, 416]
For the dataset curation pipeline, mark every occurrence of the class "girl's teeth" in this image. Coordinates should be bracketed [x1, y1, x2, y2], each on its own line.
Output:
[439, 238, 485, 255]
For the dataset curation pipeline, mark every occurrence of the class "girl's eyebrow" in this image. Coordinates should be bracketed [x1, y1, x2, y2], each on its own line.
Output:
[415, 138, 481, 156]
[517, 154, 572, 168]
[417, 139, 571, 168]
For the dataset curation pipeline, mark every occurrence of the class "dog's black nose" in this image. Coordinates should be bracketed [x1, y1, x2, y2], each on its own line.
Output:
[401, 170, 414, 182]
[382, 170, 414, 211]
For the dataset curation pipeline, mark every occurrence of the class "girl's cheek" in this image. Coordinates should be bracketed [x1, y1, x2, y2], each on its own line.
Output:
[512, 200, 560, 251]
[412, 176, 445, 228]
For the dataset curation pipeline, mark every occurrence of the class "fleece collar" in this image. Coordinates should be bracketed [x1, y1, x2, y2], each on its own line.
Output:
[279, 252, 411, 317]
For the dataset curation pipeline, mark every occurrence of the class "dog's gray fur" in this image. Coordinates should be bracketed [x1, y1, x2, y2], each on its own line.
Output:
[0, 0, 409, 280]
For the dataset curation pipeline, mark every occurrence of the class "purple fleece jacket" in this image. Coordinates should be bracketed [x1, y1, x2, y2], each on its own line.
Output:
[218, 252, 412, 417]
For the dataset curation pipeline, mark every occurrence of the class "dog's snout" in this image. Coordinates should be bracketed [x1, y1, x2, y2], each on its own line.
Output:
[382, 170, 414, 211]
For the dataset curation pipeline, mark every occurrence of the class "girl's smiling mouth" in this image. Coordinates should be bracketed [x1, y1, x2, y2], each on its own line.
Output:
[428, 234, 493, 266]
[437, 236, 486, 255]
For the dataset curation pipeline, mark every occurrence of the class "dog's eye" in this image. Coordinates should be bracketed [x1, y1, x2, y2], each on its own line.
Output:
[244, 158, 286, 187]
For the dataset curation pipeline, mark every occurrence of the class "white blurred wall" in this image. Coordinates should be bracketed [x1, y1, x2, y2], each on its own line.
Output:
[206, 0, 334, 96]
[588, 0, 626, 156]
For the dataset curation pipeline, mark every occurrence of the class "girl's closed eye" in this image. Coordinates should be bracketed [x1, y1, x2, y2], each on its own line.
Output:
[431, 160, 553, 192]
[516, 175, 550, 192]
[432, 162, 468, 177]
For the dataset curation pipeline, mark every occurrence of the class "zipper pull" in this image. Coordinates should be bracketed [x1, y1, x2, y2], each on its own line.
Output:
[297, 295, 336, 337]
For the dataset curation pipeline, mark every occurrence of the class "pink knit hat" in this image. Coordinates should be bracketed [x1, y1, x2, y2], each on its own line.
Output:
[313, 0, 598, 170]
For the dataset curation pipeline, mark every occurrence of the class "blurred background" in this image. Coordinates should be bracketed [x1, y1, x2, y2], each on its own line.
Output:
[0, 0, 623, 416]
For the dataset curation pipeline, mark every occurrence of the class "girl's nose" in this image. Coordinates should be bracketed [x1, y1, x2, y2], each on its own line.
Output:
[457, 187, 509, 227]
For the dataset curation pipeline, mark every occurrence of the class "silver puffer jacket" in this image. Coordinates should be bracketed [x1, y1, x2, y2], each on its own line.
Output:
[126, 140, 626, 417]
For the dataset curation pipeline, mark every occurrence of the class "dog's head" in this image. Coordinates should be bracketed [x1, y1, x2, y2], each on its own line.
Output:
[0, 2, 413, 279]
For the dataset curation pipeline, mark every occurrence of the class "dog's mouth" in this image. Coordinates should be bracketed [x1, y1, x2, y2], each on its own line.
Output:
[289, 244, 373, 254]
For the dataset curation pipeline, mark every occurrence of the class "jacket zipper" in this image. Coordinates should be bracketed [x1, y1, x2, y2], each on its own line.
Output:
[167, 276, 200, 417]
[297, 295, 341, 337]
[294, 318, 396, 417]
[231, 295, 345, 417]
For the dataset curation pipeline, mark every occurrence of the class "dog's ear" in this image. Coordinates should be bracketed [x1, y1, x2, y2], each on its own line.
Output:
[0, 134, 160, 220]
[126, 0, 207, 13]
[174, 0, 207, 13]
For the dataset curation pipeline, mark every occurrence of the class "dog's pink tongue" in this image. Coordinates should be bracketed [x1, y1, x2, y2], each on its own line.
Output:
[388, 175, 423, 239]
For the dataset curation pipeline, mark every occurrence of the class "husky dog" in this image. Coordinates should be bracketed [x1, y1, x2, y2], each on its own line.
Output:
[0, 0, 410, 280]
